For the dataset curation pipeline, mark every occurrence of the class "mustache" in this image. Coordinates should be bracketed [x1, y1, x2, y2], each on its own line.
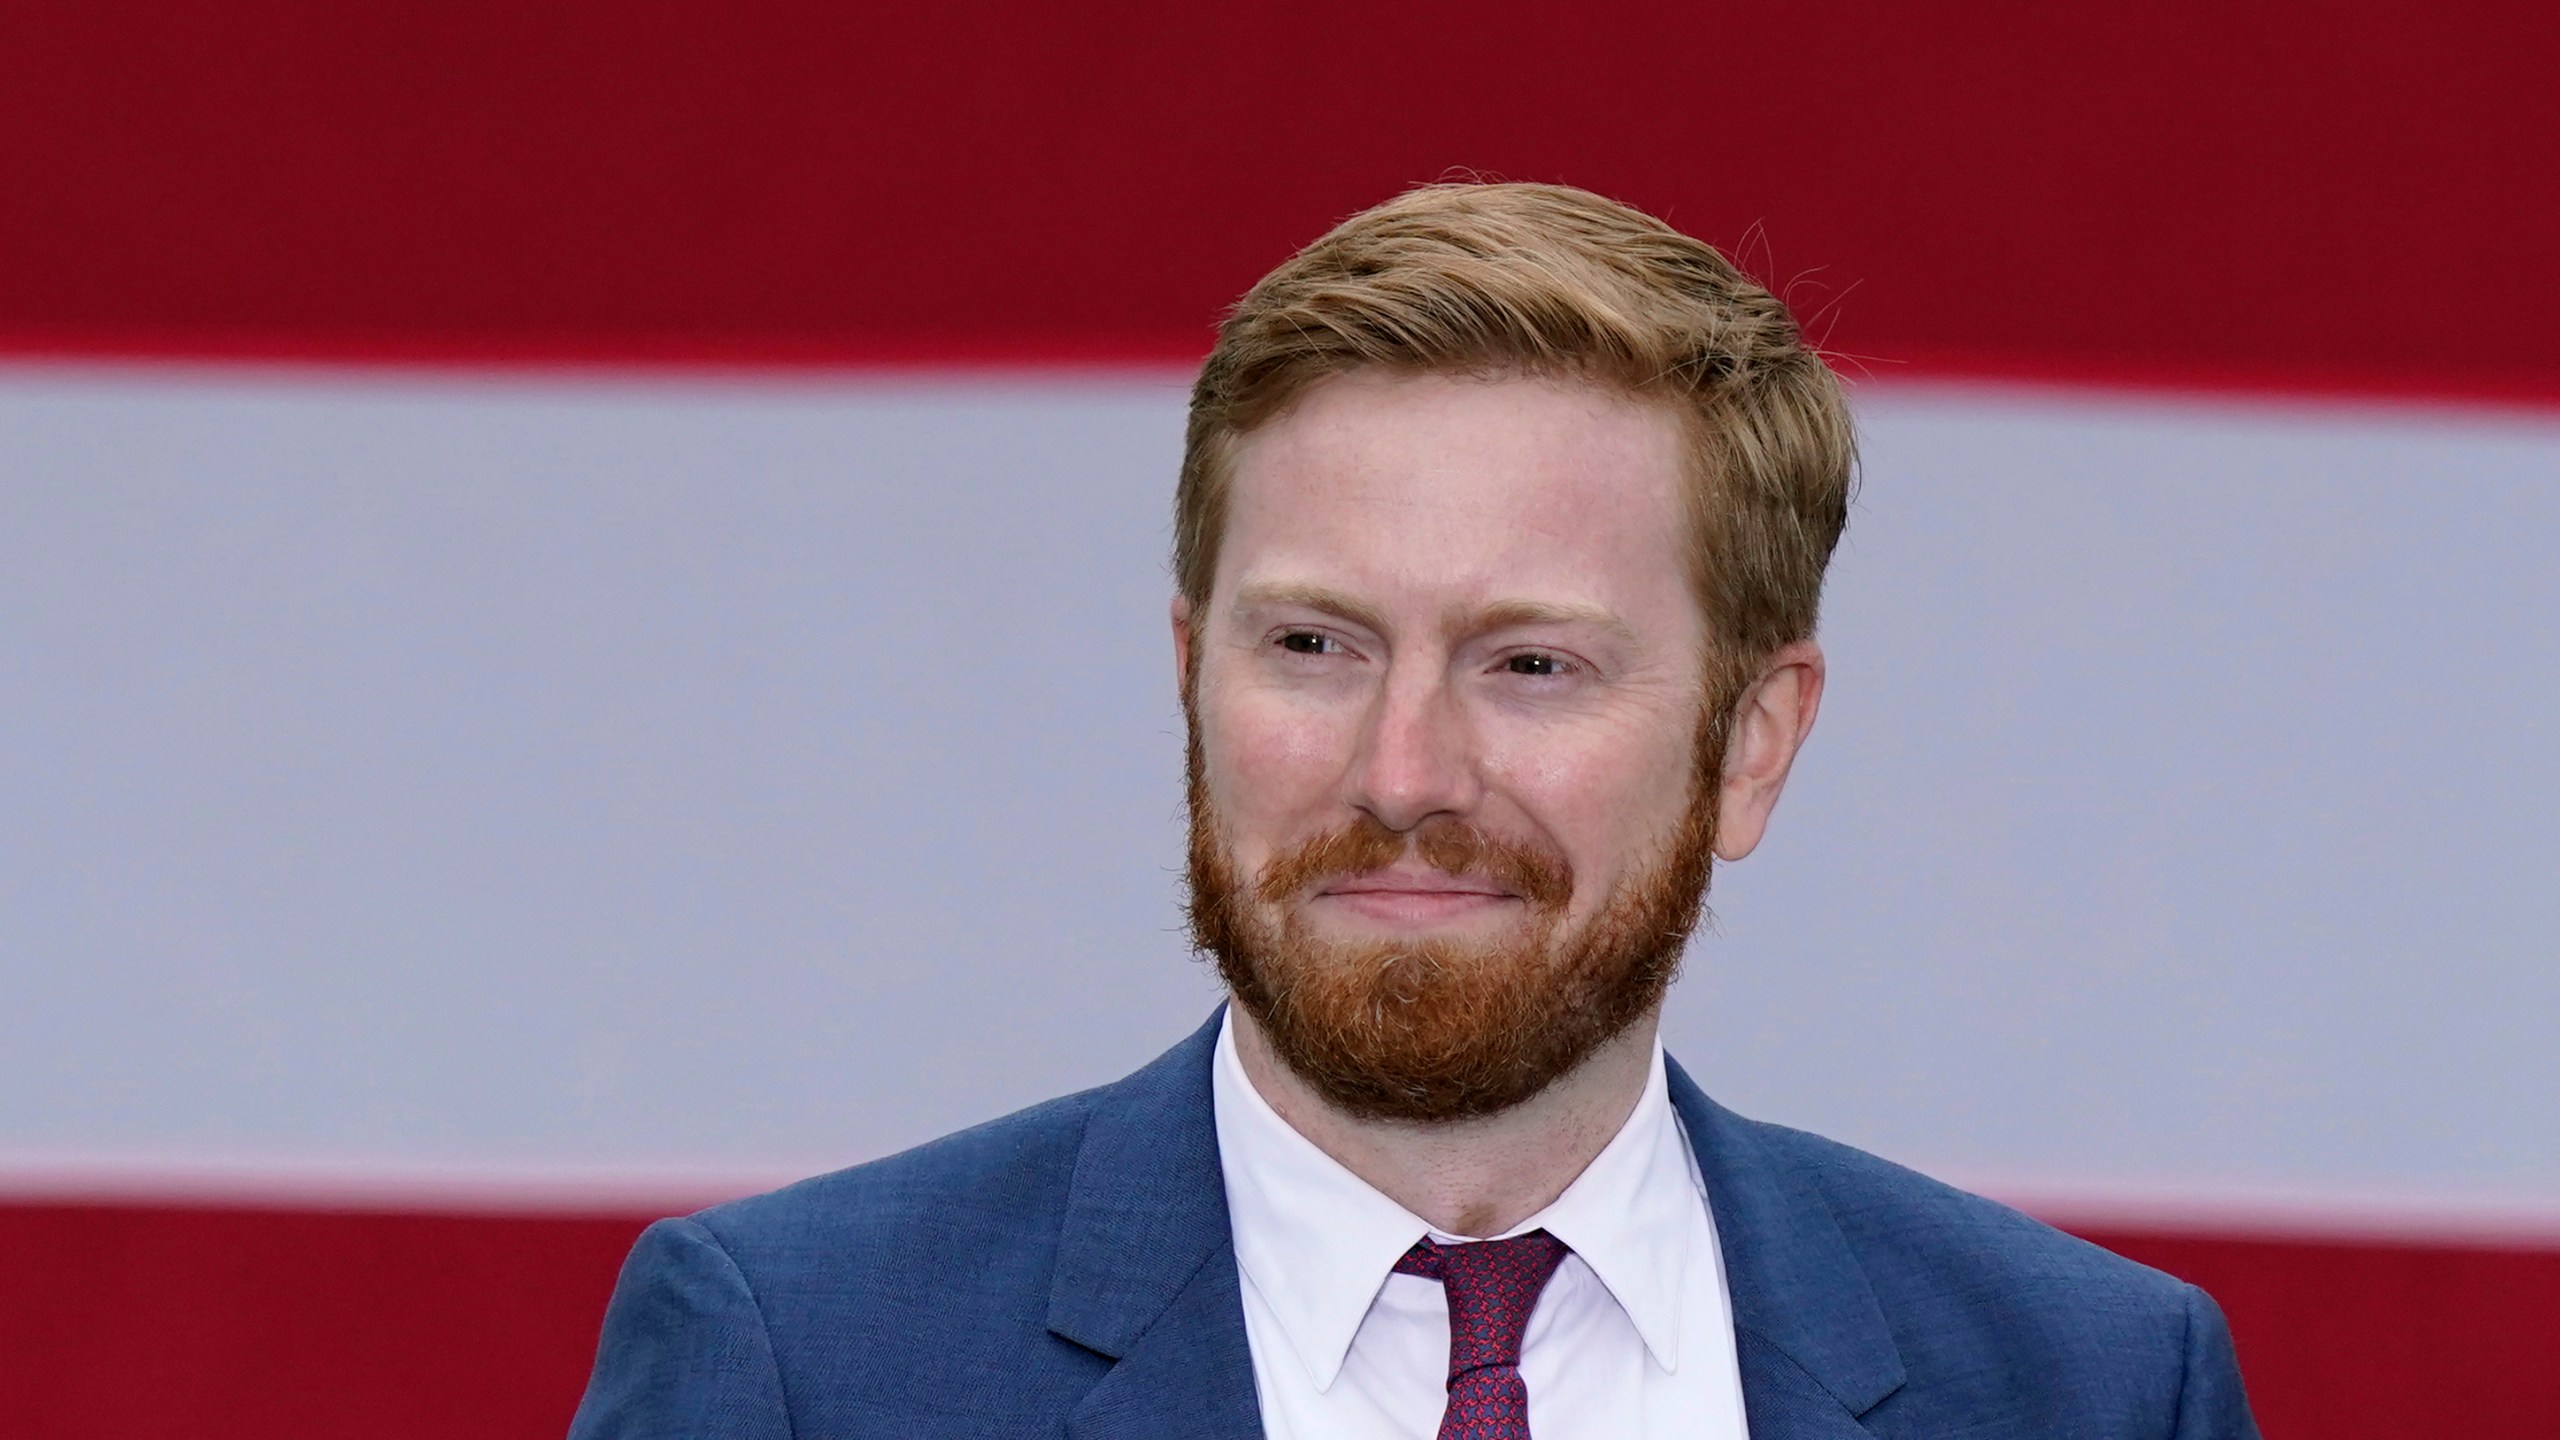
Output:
[1252, 814, 1573, 911]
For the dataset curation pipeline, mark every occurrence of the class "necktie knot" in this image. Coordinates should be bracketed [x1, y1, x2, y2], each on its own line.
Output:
[1393, 1229, 1570, 1437]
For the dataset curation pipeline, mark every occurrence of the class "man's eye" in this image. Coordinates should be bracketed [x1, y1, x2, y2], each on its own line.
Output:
[1278, 632, 1335, 655]
[1505, 653, 1567, 677]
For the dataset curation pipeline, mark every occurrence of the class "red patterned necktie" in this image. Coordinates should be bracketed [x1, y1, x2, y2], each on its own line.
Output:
[1393, 1229, 1571, 1440]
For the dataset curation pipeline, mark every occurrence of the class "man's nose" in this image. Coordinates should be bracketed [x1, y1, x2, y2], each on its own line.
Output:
[1346, 665, 1481, 832]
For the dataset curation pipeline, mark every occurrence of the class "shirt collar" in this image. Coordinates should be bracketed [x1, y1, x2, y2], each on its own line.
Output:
[1211, 1011, 1699, 1388]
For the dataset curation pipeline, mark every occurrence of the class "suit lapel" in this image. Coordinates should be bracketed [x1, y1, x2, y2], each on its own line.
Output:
[1668, 1060, 1906, 1439]
[1063, 1240, 1262, 1440]
[1732, 1331, 1895, 1440]
[1051, 1013, 1262, 1440]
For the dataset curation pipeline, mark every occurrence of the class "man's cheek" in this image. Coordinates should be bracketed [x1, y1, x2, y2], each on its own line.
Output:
[1218, 707, 1352, 808]
[1509, 723, 1688, 814]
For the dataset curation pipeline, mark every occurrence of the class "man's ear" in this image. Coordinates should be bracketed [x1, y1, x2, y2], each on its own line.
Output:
[1713, 640, 1826, 861]
[1171, 593, 1195, 698]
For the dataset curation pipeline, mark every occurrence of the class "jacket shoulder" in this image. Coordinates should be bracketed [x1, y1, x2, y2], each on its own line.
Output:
[1734, 1116, 2246, 1431]
[572, 1079, 1140, 1440]
[691, 1082, 1105, 1292]
[1749, 1115, 2191, 1306]
[633, 1084, 1125, 1435]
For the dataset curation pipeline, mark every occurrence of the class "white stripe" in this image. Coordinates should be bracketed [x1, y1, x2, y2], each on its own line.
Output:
[4, 366, 2554, 1217]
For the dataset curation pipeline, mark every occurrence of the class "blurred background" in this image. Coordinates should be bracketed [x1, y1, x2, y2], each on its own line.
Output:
[4, 1, 2556, 1434]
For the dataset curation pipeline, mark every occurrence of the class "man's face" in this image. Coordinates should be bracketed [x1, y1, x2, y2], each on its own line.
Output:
[1178, 369, 1720, 1120]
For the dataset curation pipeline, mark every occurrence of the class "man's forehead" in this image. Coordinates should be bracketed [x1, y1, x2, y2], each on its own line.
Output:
[1216, 370, 1695, 618]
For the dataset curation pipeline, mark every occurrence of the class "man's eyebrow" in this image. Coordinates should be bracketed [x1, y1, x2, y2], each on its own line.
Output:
[1230, 585, 1637, 646]
[1460, 598, 1638, 645]
[1230, 583, 1392, 635]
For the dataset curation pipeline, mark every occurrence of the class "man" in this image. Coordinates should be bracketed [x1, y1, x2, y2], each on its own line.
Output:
[571, 182, 2258, 1438]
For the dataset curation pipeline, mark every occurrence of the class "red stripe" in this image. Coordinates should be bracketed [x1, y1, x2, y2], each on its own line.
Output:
[2076, 1227, 2560, 1434]
[8, 1200, 2556, 1435]
[5, 2, 2556, 399]
[1, 1203, 647, 1439]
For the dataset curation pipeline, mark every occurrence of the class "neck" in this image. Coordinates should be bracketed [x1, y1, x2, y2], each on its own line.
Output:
[1228, 1003, 1660, 1238]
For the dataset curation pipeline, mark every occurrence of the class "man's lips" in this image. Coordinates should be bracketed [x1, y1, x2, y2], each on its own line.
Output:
[1309, 869, 1524, 925]
[1316, 867, 1516, 899]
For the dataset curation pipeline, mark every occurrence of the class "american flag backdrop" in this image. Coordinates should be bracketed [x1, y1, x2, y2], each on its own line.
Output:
[3, 3, 2557, 1434]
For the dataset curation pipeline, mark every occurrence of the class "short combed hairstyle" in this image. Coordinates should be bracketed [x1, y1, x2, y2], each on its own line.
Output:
[1177, 181, 1855, 699]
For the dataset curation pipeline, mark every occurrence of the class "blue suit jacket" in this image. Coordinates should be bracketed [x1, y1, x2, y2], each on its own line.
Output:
[571, 1015, 2257, 1438]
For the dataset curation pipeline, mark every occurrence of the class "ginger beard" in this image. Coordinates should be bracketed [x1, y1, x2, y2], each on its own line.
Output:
[1185, 691, 1729, 1123]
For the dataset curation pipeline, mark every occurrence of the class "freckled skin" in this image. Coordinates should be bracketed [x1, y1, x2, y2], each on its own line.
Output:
[1180, 370, 1711, 947]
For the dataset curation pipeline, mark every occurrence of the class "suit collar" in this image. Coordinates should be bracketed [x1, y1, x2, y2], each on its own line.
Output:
[1049, 1012, 1263, 1438]
[1047, 1011, 1237, 1356]
[1669, 1057, 1908, 1422]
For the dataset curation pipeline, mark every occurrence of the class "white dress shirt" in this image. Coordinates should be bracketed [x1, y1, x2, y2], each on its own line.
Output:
[1212, 1013, 1750, 1440]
